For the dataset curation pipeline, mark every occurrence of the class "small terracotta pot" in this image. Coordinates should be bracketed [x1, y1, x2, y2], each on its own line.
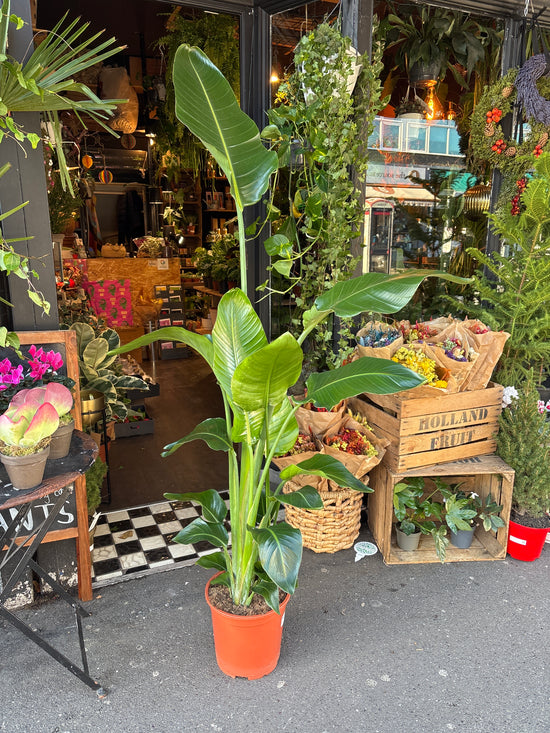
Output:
[205, 573, 290, 680]
[0, 445, 50, 490]
[49, 419, 75, 460]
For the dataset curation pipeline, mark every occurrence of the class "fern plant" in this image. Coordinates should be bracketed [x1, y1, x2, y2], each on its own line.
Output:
[459, 152, 550, 385]
[496, 372, 550, 522]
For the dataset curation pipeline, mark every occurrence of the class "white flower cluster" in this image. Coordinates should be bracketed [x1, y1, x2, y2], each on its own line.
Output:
[501, 386, 519, 408]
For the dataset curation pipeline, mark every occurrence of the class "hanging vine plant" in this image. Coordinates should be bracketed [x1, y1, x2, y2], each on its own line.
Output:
[153, 8, 240, 178]
[260, 20, 386, 371]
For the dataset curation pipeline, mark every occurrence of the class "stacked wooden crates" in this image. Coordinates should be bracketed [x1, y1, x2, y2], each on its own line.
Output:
[355, 384, 514, 564]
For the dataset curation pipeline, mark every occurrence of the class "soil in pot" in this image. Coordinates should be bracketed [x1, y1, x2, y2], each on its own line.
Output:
[510, 509, 550, 529]
[208, 583, 286, 616]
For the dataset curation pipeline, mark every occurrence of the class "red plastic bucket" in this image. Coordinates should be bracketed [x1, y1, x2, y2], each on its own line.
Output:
[507, 519, 549, 561]
[205, 574, 290, 680]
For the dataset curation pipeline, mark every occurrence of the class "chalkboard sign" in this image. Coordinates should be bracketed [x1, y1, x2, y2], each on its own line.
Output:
[0, 485, 76, 534]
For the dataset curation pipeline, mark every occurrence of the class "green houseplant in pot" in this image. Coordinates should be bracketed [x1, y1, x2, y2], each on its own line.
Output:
[112, 45, 468, 679]
[393, 477, 495, 560]
[0, 387, 60, 489]
[497, 374, 550, 561]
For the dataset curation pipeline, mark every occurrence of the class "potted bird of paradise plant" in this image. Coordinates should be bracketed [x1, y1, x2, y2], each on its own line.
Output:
[112, 45, 468, 680]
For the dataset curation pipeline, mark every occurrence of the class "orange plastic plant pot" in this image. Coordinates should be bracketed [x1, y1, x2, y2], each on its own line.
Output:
[205, 573, 290, 680]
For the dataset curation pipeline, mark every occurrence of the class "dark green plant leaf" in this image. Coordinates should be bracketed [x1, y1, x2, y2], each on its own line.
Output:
[279, 453, 370, 492]
[305, 357, 424, 409]
[173, 517, 228, 548]
[253, 579, 281, 613]
[264, 233, 292, 257]
[249, 522, 302, 594]
[209, 571, 231, 587]
[278, 484, 323, 509]
[196, 551, 228, 572]
[314, 270, 472, 318]
[164, 489, 227, 523]
[162, 417, 231, 456]
[109, 326, 214, 367]
[173, 45, 278, 209]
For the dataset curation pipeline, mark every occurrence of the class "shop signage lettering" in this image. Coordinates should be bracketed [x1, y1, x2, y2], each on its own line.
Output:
[430, 430, 475, 451]
[418, 408, 489, 432]
[0, 489, 76, 534]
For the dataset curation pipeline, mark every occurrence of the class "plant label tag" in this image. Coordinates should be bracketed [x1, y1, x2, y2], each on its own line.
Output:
[354, 541, 378, 561]
[508, 535, 527, 546]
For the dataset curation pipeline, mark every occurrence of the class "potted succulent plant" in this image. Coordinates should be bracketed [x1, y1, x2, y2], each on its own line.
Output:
[497, 374, 550, 561]
[112, 45, 467, 679]
[0, 387, 61, 489]
[10, 383, 75, 460]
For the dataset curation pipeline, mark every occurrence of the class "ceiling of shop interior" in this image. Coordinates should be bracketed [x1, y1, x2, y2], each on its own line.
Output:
[395, 0, 550, 26]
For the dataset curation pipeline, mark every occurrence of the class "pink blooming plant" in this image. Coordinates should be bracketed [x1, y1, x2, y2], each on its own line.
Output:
[0, 346, 73, 414]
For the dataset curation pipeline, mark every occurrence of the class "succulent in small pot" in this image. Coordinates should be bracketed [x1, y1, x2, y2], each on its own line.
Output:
[19, 383, 75, 459]
[0, 388, 61, 490]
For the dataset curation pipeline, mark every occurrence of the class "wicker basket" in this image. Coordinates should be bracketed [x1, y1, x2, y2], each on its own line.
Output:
[283, 479, 365, 553]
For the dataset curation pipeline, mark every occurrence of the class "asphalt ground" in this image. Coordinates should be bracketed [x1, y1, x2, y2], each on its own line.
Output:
[1, 527, 549, 733]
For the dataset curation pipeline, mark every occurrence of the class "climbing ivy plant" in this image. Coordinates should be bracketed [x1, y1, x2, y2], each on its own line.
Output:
[260, 21, 386, 370]
[154, 8, 240, 178]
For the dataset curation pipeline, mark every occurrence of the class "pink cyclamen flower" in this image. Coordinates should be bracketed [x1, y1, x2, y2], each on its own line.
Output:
[28, 359, 49, 380]
[0, 364, 24, 385]
[0, 358, 13, 375]
[44, 350, 63, 371]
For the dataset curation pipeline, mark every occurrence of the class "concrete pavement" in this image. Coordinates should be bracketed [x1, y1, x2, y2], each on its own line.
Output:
[1, 527, 549, 733]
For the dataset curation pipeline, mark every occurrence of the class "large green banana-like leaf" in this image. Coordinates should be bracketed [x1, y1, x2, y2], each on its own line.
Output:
[312, 270, 472, 319]
[249, 522, 302, 595]
[173, 45, 278, 210]
[162, 418, 232, 457]
[232, 333, 303, 412]
[212, 289, 267, 399]
[173, 517, 229, 549]
[231, 395, 298, 453]
[164, 489, 228, 523]
[305, 357, 425, 409]
[279, 454, 370, 492]
[109, 326, 214, 367]
[278, 485, 324, 509]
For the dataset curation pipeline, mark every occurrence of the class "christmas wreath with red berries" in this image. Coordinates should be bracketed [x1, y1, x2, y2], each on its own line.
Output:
[470, 63, 550, 186]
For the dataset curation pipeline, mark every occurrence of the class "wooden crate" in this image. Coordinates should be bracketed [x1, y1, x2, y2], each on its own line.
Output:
[358, 383, 504, 471]
[367, 455, 514, 565]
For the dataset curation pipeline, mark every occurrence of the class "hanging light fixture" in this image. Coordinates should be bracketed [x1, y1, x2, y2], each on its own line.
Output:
[423, 82, 445, 121]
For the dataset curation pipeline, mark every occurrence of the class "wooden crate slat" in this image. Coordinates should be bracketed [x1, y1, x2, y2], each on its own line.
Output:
[384, 438, 498, 472]
[399, 404, 502, 436]
[397, 422, 498, 453]
[357, 385, 503, 471]
[367, 455, 513, 565]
